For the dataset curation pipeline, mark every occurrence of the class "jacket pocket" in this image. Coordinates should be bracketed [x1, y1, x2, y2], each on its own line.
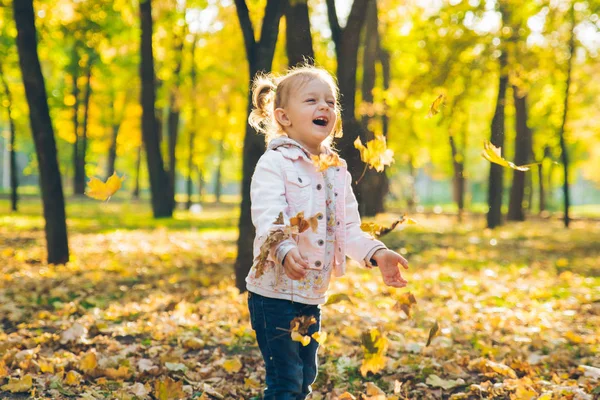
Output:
[284, 170, 312, 208]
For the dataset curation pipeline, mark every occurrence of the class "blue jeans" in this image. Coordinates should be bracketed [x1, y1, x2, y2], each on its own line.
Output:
[248, 292, 321, 400]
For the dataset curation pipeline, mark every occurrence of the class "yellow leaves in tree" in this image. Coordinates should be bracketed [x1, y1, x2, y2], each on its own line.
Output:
[361, 215, 417, 239]
[360, 328, 388, 377]
[310, 152, 343, 172]
[85, 171, 125, 201]
[426, 94, 446, 118]
[354, 135, 395, 174]
[1, 374, 33, 393]
[222, 357, 242, 373]
[481, 140, 533, 171]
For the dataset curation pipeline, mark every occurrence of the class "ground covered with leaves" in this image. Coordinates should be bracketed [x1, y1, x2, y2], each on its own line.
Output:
[0, 199, 599, 399]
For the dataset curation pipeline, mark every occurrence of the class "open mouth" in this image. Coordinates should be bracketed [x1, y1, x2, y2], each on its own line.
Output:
[313, 117, 328, 127]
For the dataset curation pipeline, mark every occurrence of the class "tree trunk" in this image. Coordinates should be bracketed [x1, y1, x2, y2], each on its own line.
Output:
[285, 0, 314, 66]
[449, 135, 465, 221]
[133, 145, 142, 199]
[71, 56, 81, 196]
[167, 30, 185, 210]
[234, 0, 285, 292]
[105, 123, 120, 179]
[0, 60, 18, 211]
[558, 4, 575, 228]
[507, 87, 532, 221]
[359, 0, 385, 216]
[197, 166, 204, 202]
[13, 0, 69, 263]
[214, 134, 225, 204]
[140, 0, 173, 218]
[186, 37, 198, 210]
[486, 49, 508, 229]
[74, 58, 93, 195]
[326, 0, 371, 200]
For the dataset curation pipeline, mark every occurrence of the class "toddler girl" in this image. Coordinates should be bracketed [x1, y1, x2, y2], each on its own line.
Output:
[246, 65, 409, 400]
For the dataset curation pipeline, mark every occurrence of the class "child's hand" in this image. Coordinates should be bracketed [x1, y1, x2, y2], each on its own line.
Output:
[283, 248, 309, 280]
[371, 249, 408, 288]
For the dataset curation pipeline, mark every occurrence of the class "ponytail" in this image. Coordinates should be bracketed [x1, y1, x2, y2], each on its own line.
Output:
[248, 74, 277, 137]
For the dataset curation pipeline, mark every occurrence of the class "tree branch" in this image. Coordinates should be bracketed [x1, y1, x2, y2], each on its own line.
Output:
[256, 0, 285, 70]
[343, 0, 371, 48]
[325, 0, 341, 49]
[234, 0, 255, 59]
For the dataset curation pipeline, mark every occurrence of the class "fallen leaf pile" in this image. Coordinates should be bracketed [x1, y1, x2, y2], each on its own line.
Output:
[0, 203, 598, 399]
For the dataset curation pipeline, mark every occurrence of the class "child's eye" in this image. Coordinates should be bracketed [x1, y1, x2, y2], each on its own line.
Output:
[305, 98, 315, 103]
[327, 101, 335, 106]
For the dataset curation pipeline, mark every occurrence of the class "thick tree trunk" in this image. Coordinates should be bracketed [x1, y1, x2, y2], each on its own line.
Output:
[105, 123, 119, 179]
[234, 0, 285, 292]
[0, 60, 18, 211]
[167, 31, 185, 209]
[140, 0, 173, 217]
[326, 0, 371, 203]
[285, 0, 314, 66]
[507, 87, 532, 221]
[13, 0, 69, 263]
[359, 0, 385, 216]
[558, 5, 575, 228]
[486, 50, 508, 229]
[449, 135, 465, 221]
[75, 59, 93, 195]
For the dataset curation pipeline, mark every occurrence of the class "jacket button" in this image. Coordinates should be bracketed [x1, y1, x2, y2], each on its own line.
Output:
[317, 213, 323, 220]
[298, 177, 303, 183]
[316, 184, 322, 190]
[336, 221, 340, 225]
[334, 192, 338, 196]
[318, 239, 324, 246]
[315, 261, 322, 267]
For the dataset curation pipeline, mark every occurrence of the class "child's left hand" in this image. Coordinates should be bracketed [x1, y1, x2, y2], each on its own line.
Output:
[371, 249, 409, 288]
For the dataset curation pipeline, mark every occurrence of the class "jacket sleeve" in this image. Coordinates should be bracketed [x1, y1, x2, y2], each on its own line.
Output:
[251, 151, 297, 264]
[343, 171, 387, 267]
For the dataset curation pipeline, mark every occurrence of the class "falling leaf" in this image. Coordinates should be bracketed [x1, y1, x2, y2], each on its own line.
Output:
[481, 141, 533, 171]
[291, 331, 312, 346]
[425, 374, 465, 390]
[360, 328, 388, 377]
[426, 94, 446, 118]
[290, 212, 319, 234]
[154, 377, 185, 400]
[85, 171, 126, 201]
[1, 375, 33, 393]
[222, 358, 242, 373]
[310, 152, 343, 172]
[394, 292, 417, 317]
[354, 135, 395, 174]
[426, 320, 439, 347]
[325, 293, 354, 306]
[360, 215, 417, 238]
[311, 331, 327, 345]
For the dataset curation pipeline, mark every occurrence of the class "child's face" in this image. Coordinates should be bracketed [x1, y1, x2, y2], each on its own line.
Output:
[275, 78, 338, 154]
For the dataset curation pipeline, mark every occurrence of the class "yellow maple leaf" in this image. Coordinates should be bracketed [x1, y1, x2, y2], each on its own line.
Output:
[223, 358, 243, 373]
[481, 140, 533, 171]
[311, 331, 327, 345]
[354, 135, 394, 174]
[85, 171, 125, 201]
[310, 152, 343, 172]
[103, 365, 131, 380]
[1, 375, 33, 393]
[154, 377, 185, 400]
[360, 328, 388, 377]
[426, 94, 446, 118]
[65, 370, 81, 386]
[291, 331, 311, 346]
[80, 351, 97, 372]
[38, 359, 55, 373]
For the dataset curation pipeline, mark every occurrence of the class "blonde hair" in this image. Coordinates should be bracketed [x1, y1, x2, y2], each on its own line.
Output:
[248, 65, 343, 146]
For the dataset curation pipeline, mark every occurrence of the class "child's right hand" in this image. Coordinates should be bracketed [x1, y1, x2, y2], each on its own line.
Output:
[283, 248, 309, 280]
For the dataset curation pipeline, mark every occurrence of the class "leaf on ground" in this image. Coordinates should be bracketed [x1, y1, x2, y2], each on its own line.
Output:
[481, 140, 532, 171]
[426, 320, 440, 347]
[65, 370, 82, 386]
[426, 374, 465, 390]
[338, 392, 357, 400]
[244, 377, 261, 389]
[38, 359, 55, 373]
[138, 358, 158, 373]
[222, 358, 242, 373]
[85, 171, 126, 201]
[365, 381, 386, 396]
[154, 377, 184, 400]
[165, 362, 187, 372]
[60, 322, 87, 344]
[360, 328, 388, 377]
[1, 375, 33, 393]
[467, 357, 517, 378]
[129, 382, 151, 397]
[80, 351, 97, 372]
[103, 365, 132, 380]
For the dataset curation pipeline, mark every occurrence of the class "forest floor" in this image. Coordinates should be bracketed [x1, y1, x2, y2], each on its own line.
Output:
[0, 198, 599, 399]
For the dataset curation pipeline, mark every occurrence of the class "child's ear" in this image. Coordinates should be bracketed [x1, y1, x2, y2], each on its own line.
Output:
[274, 108, 291, 127]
